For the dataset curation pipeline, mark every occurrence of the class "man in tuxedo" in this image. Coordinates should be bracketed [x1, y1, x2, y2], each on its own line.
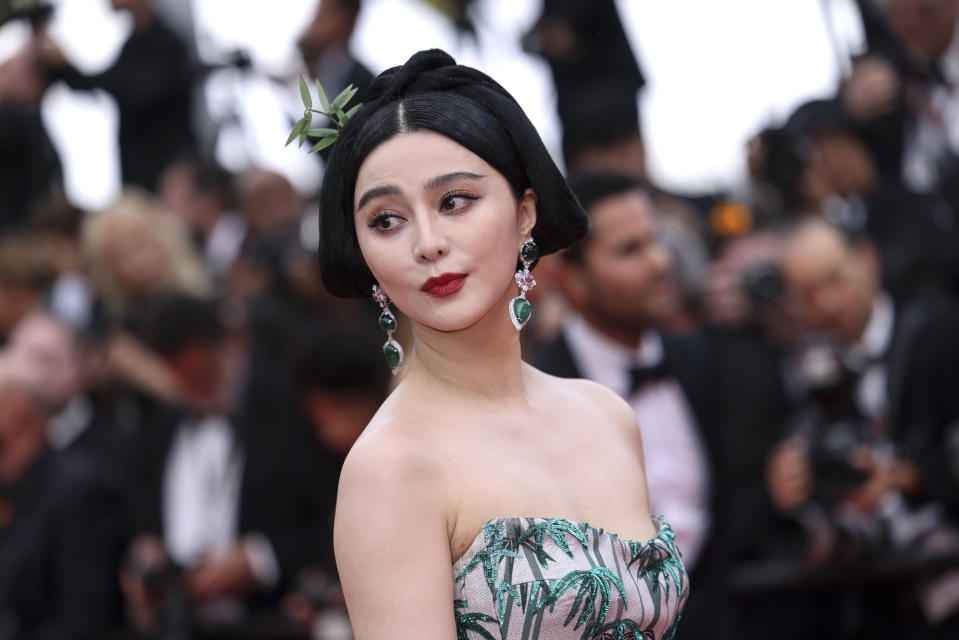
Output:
[536, 170, 726, 638]
[0, 352, 123, 639]
[122, 294, 328, 638]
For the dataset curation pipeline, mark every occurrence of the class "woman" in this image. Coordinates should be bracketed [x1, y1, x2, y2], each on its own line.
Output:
[320, 50, 688, 639]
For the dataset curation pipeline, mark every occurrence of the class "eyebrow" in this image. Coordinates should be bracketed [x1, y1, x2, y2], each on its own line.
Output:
[356, 185, 402, 212]
[356, 171, 486, 212]
[424, 171, 486, 191]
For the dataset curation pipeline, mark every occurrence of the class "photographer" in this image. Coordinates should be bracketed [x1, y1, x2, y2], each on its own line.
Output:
[767, 215, 959, 634]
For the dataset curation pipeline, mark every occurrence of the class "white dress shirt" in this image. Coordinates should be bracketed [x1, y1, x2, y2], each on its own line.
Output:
[164, 415, 244, 567]
[843, 291, 894, 425]
[563, 315, 711, 569]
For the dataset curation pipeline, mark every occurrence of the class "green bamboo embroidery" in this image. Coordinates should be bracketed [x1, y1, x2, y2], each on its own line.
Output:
[593, 618, 653, 640]
[533, 566, 627, 635]
[518, 518, 589, 568]
[454, 611, 499, 640]
[456, 522, 522, 588]
[628, 523, 686, 607]
[495, 580, 521, 624]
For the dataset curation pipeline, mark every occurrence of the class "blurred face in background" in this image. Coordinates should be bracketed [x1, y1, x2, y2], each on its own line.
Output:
[0, 359, 49, 476]
[101, 218, 170, 298]
[563, 191, 677, 341]
[238, 170, 303, 236]
[781, 219, 880, 345]
[887, 0, 958, 62]
[166, 336, 245, 416]
[7, 315, 80, 411]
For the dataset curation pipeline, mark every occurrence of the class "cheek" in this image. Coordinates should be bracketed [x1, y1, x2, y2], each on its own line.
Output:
[595, 255, 648, 294]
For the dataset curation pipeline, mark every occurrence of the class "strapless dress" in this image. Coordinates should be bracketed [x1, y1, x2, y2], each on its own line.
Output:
[452, 516, 688, 639]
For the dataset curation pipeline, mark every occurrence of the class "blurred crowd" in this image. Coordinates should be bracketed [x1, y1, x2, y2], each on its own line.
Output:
[0, 0, 958, 639]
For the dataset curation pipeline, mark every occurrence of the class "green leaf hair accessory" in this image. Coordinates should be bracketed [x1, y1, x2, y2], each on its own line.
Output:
[285, 76, 362, 153]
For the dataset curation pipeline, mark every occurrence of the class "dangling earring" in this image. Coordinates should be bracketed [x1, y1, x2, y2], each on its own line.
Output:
[509, 238, 538, 331]
[372, 285, 403, 374]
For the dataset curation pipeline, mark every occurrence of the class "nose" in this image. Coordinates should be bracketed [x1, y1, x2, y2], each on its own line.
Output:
[413, 214, 450, 263]
[809, 286, 843, 327]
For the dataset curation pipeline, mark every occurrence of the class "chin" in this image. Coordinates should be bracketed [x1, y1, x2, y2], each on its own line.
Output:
[410, 298, 505, 334]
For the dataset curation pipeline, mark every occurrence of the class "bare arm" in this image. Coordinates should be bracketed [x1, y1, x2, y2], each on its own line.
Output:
[334, 431, 457, 639]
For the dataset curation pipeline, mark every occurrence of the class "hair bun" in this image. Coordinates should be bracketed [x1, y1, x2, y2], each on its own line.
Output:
[362, 49, 505, 107]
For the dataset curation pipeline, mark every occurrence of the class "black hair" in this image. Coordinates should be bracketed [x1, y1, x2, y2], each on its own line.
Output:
[190, 161, 235, 208]
[562, 170, 646, 263]
[293, 322, 389, 399]
[141, 294, 225, 357]
[318, 49, 588, 298]
[784, 99, 861, 142]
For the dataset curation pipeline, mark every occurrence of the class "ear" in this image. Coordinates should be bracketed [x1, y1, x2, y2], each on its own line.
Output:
[518, 188, 537, 239]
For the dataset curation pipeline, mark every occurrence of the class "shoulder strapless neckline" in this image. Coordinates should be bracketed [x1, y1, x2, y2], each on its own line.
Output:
[452, 515, 670, 566]
[451, 515, 688, 640]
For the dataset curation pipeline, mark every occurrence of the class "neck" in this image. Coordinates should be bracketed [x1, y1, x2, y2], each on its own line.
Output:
[579, 310, 644, 350]
[404, 289, 528, 401]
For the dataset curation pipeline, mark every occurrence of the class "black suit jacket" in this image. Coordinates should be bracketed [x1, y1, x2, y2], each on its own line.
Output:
[127, 361, 331, 599]
[0, 450, 123, 640]
[884, 292, 959, 516]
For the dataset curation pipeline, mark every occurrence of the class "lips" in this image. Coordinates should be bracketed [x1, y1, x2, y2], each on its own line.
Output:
[421, 272, 468, 297]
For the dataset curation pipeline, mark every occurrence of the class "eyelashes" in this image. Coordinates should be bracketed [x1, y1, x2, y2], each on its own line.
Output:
[439, 190, 478, 211]
[368, 212, 402, 231]
[366, 190, 479, 232]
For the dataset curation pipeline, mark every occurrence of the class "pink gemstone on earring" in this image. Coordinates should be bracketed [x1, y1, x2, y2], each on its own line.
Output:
[525, 274, 533, 283]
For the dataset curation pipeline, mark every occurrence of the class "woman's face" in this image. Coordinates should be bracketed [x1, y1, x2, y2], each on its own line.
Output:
[354, 130, 536, 332]
[103, 219, 170, 297]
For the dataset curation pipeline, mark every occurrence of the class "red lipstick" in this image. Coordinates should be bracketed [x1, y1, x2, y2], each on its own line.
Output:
[421, 273, 468, 297]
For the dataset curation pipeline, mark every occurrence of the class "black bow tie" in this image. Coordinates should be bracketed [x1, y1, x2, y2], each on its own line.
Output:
[627, 360, 669, 394]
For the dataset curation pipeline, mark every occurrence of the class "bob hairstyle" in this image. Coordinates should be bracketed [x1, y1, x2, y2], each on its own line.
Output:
[318, 49, 589, 298]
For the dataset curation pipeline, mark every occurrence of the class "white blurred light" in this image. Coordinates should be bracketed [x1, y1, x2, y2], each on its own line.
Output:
[191, 0, 318, 74]
[618, 0, 863, 193]
[0, 21, 30, 65]
[47, 0, 131, 73]
[41, 84, 121, 210]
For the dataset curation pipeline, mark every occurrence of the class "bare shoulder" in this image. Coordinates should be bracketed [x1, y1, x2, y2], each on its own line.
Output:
[534, 368, 638, 429]
[334, 410, 456, 637]
[338, 410, 445, 511]
[529, 367, 645, 461]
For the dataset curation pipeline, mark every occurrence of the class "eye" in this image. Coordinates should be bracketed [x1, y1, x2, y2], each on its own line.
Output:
[439, 191, 477, 212]
[368, 212, 405, 232]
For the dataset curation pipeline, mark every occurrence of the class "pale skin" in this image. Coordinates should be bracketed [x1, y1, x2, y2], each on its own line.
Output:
[334, 130, 657, 638]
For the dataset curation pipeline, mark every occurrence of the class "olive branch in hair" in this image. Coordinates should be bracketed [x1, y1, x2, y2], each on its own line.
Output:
[285, 76, 362, 153]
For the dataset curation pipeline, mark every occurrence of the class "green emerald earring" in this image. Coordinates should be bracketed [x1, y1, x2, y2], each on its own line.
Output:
[509, 238, 538, 331]
[372, 285, 403, 374]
